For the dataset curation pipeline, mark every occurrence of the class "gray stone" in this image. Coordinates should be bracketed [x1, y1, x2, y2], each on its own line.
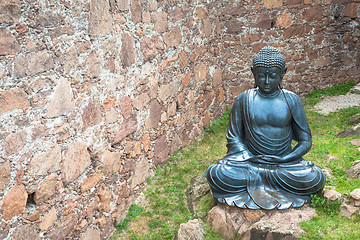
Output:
[185, 174, 212, 214]
[130, 0, 142, 23]
[0, 0, 21, 24]
[89, 0, 113, 37]
[340, 203, 359, 218]
[121, 32, 136, 67]
[176, 219, 205, 240]
[2, 130, 27, 156]
[14, 51, 55, 78]
[337, 123, 360, 138]
[36, 11, 64, 27]
[350, 189, 360, 206]
[347, 160, 360, 179]
[348, 113, 360, 125]
[0, 28, 21, 55]
[152, 12, 168, 33]
[323, 189, 342, 202]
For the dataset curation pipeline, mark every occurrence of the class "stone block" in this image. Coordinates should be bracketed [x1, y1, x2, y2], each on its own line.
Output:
[2, 130, 27, 156]
[146, 100, 162, 129]
[0, 0, 21, 24]
[87, 52, 101, 78]
[179, 51, 188, 69]
[116, 0, 129, 11]
[99, 150, 122, 176]
[47, 214, 78, 239]
[303, 6, 323, 21]
[276, 9, 293, 27]
[340, 203, 359, 218]
[14, 51, 54, 78]
[140, 35, 165, 62]
[133, 93, 150, 110]
[164, 25, 182, 48]
[2, 184, 27, 220]
[284, 0, 302, 5]
[225, 18, 243, 34]
[158, 82, 178, 102]
[323, 189, 342, 201]
[113, 117, 138, 145]
[152, 11, 168, 33]
[35, 11, 64, 28]
[99, 186, 112, 212]
[344, 3, 359, 19]
[130, 0, 142, 23]
[0, 161, 10, 191]
[47, 78, 74, 118]
[347, 160, 360, 179]
[194, 7, 208, 19]
[89, 0, 113, 36]
[82, 98, 102, 130]
[30, 145, 61, 176]
[131, 157, 150, 187]
[194, 63, 209, 82]
[81, 228, 100, 240]
[61, 142, 91, 185]
[121, 32, 136, 67]
[34, 174, 57, 204]
[263, 0, 283, 9]
[0, 28, 20, 55]
[0, 88, 29, 114]
[120, 96, 132, 119]
[39, 208, 57, 231]
[177, 219, 205, 240]
[154, 134, 169, 166]
[283, 25, 305, 38]
[253, 12, 272, 29]
[11, 225, 40, 240]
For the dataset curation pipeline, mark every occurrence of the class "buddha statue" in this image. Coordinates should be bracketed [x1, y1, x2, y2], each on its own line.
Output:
[206, 46, 325, 210]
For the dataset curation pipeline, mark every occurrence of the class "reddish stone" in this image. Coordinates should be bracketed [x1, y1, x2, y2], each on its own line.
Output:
[154, 135, 169, 166]
[284, 0, 302, 5]
[0, 88, 29, 114]
[0, 28, 20, 55]
[164, 25, 182, 48]
[0, 161, 10, 190]
[253, 12, 272, 29]
[30, 145, 61, 176]
[275, 9, 293, 27]
[152, 11, 168, 33]
[47, 78, 74, 118]
[116, 0, 129, 11]
[14, 51, 54, 78]
[182, 73, 191, 88]
[112, 117, 138, 145]
[11, 224, 40, 240]
[39, 207, 57, 231]
[303, 6, 323, 21]
[34, 174, 57, 204]
[194, 7, 208, 19]
[314, 32, 324, 45]
[225, 18, 243, 34]
[120, 96, 132, 119]
[344, 3, 359, 19]
[0, 0, 21, 24]
[146, 100, 162, 129]
[47, 214, 78, 240]
[98, 186, 112, 212]
[169, 6, 189, 21]
[2, 130, 27, 156]
[283, 25, 305, 38]
[263, 0, 283, 9]
[121, 32, 136, 67]
[130, 0, 142, 23]
[2, 185, 27, 220]
[131, 157, 150, 187]
[140, 35, 165, 62]
[82, 98, 102, 130]
[222, 6, 246, 16]
[213, 68, 221, 87]
[133, 93, 150, 110]
[252, 42, 267, 53]
[179, 51, 188, 69]
[194, 63, 209, 82]
[89, 0, 112, 36]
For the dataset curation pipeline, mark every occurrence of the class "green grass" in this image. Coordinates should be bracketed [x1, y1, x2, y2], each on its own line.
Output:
[112, 82, 360, 240]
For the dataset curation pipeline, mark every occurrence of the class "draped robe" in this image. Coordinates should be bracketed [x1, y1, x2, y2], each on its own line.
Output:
[206, 89, 325, 210]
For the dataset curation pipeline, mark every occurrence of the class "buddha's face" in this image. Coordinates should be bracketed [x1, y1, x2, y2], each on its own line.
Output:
[253, 66, 284, 95]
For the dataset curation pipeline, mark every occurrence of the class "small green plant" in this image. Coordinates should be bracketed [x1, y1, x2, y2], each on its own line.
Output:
[204, 107, 230, 134]
[310, 194, 341, 216]
[115, 204, 144, 235]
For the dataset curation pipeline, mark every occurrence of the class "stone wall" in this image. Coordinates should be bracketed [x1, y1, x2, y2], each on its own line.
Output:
[0, 0, 359, 239]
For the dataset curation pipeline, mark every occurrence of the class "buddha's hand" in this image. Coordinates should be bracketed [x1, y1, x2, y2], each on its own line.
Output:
[250, 155, 283, 165]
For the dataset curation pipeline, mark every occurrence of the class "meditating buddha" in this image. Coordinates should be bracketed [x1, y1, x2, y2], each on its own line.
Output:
[206, 46, 325, 210]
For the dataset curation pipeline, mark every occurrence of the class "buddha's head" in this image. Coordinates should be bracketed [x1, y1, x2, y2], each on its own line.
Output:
[251, 46, 287, 95]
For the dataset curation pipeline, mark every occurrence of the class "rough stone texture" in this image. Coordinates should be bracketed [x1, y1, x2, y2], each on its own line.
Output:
[99, 151, 122, 176]
[121, 32, 137, 67]
[61, 142, 91, 185]
[177, 219, 205, 240]
[0, 28, 21, 55]
[154, 135, 169, 166]
[347, 160, 360, 179]
[207, 204, 317, 240]
[0, 0, 21, 24]
[337, 123, 360, 138]
[146, 100, 162, 129]
[81, 228, 101, 240]
[112, 117, 138, 145]
[30, 145, 61, 176]
[81, 173, 102, 193]
[186, 174, 212, 213]
[0, 88, 29, 114]
[131, 0, 142, 23]
[2, 184, 27, 220]
[14, 51, 54, 78]
[131, 157, 150, 187]
[34, 174, 57, 204]
[152, 12, 168, 32]
[164, 25, 182, 48]
[11, 224, 40, 240]
[276, 9, 293, 27]
[89, 0, 113, 37]
[350, 189, 360, 206]
[340, 203, 359, 218]
[194, 64, 209, 82]
[263, 0, 283, 9]
[82, 98, 102, 130]
[140, 35, 165, 62]
[323, 189, 342, 201]
[2, 130, 27, 156]
[47, 78, 74, 118]
[0, 161, 10, 190]
[39, 208, 57, 231]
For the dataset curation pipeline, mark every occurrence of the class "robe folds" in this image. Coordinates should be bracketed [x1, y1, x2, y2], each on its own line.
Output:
[206, 89, 325, 210]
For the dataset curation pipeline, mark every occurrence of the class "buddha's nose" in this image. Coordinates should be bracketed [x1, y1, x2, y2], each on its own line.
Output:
[265, 76, 270, 84]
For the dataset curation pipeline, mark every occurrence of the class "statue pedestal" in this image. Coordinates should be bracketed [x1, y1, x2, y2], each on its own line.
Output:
[206, 203, 317, 240]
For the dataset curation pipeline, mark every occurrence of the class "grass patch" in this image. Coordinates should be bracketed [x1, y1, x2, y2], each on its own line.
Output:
[112, 83, 360, 240]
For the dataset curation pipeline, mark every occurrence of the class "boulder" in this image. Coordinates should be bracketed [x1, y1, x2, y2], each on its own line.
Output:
[207, 204, 317, 240]
[185, 174, 212, 214]
[347, 160, 360, 179]
[176, 219, 205, 240]
[350, 189, 360, 206]
[340, 203, 359, 218]
[323, 189, 342, 202]
[336, 123, 360, 138]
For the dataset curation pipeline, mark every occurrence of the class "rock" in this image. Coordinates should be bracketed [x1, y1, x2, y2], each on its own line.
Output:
[284, 0, 302, 5]
[179, 51, 188, 69]
[47, 214, 78, 240]
[303, 6, 322, 21]
[158, 82, 178, 102]
[350, 139, 360, 146]
[89, 0, 112, 37]
[348, 113, 360, 125]
[82, 98, 102, 130]
[140, 35, 165, 62]
[351, 83, 360, 94]
[337, 124, 360, 138]
[253, 12, 271, 29]
[283, 25, 304, 39]
[61, 142, 91, 185]
[121, 32, 136, 67]
[99, 150, 122, 176]
[0, 88, 30, 114]
[146, 100, 162, 129]
[0, 0, 21, 23]
[194, 64, 209, 82]
[80, 228, 100, 240]
[120, 96, 132, 119]
[39, 208, 57, 231]
[323, 189, 342, 202]
[14, 51, 54, 78]
[153, 134, 169, 166]
[2, 184, 28, 220]
[133, 93, 150, 110]
[0, 28, 21, 55]
[2, 130, 27, 156]
[131, 157, 150, 188]
[34, 174, 57, 204]
[176, 219, 205, 240]
[116, 0, 129, 11]
[340, 203, 359, 218]
[344, 3, 358, 19]
[98, 186, 112, 212]
[164, 25, 182, 48]
[0, 161, 10, 190]
[347, 160, 360, 179]
[47, 78, 74, 118]
[350, 189, 360, 206]
[87, 52, 101, 78]
[112, 117, 138, 145]
[152, 11, 168, 32]
[27, 211, 40, 221]
[194, 7, 208, 19]
[225, 18, 243, 34]
[130, 0, 142, 23]
[81, 173, 102, 193]
[185, 174, 212, 213]
[207, 204, 317, 240]
[276, 9, 293, 27]
[322, 167, 335, 179]
[11, 224, 40, 240]
[30, 145, 61, 176]
[263, 0, 283, 9]
[35, 11, 64, 27]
